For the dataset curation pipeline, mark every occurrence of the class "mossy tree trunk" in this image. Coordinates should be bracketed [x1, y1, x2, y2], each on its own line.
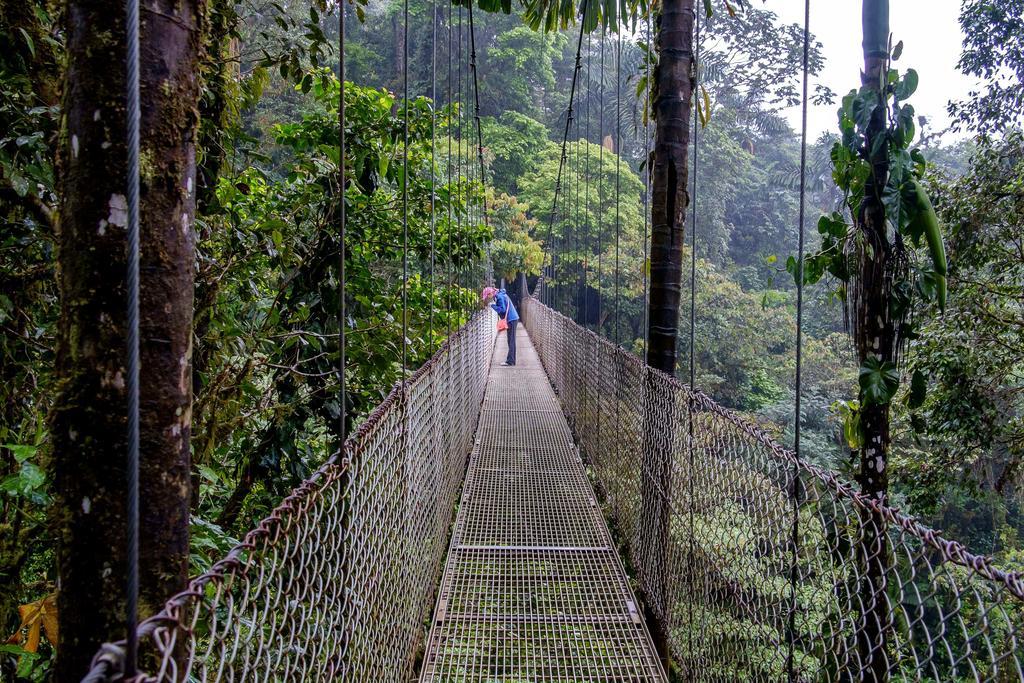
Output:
[52, 0, 204, 677]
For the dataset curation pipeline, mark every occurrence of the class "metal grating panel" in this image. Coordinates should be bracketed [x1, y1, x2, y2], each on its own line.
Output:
[421, 329, 666, 682]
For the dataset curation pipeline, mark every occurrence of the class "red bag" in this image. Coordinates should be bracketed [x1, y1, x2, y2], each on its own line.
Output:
[497, 304, 509, 331]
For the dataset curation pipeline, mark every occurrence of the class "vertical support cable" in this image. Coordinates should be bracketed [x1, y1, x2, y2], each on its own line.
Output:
[124, 0, 141, 674]
[571, 96, 579, 322]
[429, 0, 438, 352]
[467, 2, 490, 238]
[613, 28, 621, 347]
[544, 4, 587, 314]
[788, 0, 812, 678]
[583, 31, 593, 330]
[401, 0, 410, 378]
[596, 29, 605, 337]
[338, 0, 348, 448]
[685, 6, 701, 675]
[641, 8, 652, 363]
[336, 7, 352, 675]
[446, 0, 454, 336]
[455, 3, 464, 313]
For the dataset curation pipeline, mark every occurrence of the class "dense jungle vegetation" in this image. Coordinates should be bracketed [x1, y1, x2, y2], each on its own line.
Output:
[0, 0, 1022, 678]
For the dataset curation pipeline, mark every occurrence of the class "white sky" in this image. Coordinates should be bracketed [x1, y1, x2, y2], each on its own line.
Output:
[772, 0, 978, 140]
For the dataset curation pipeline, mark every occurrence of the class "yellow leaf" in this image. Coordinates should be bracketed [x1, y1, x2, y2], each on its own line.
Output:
[9, 595, 58, 653]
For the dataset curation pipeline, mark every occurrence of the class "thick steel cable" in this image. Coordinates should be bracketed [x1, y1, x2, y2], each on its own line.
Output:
[573, 103, 581, 322]
[124, 0, 141, 674]
[446, 0, 453, 336]
[335, 9, 351, 679]
[596, 29, 605, 336]
[338, 0, 347, 446]
[686, 6, 701, 674]
[428, 0, 438, 351]
[787, 0, 812, 678]
[401, 0, 410, 377]
[613, 28, 621, 347]
[583, 31, 593, 329]
[457, 3, 465, 314]
[467, 1, 491, 257]
[544, 4, 587, 312]
[641, 7, 652, 362]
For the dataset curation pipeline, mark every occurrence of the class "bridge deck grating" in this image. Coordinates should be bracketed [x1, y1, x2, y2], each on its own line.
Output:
[420, 328, 666, 682]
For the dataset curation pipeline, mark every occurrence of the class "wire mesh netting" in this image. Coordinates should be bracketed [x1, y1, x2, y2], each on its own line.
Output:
[83, 311, 496, 682]
[522, 294, 1024, 683]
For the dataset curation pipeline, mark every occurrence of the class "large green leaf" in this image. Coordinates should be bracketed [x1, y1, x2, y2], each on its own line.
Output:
[859, 358, 901, 406]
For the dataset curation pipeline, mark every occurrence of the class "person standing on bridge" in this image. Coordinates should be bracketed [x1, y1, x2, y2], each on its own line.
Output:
[482, 286, 519, 366]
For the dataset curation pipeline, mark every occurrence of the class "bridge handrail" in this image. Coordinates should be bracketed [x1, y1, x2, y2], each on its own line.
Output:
[521, 293, 1024, 682]
[84, 309, 497, 682]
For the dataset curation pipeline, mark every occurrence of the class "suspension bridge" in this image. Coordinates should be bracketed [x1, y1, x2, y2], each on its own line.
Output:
[71, 0, 1024, 680]
[81, 282, 1024, 682]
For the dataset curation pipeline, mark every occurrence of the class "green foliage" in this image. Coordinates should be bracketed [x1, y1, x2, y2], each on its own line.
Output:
[488, 192, 547, 278]
[189, 73, 490, 532]
[481, 27, 567, 120]
[892, 133, 1024, 504]
[0, 1, 61, 665]
[481, 112, 551, 193]
[858, 358, 900, 406]
[792, 56, 947, 416]
[949, 0, 1024, 134]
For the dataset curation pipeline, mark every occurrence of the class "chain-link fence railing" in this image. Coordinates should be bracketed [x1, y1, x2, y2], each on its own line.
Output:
[84, 311, 496, 682]
[522, 294, 1024, 683]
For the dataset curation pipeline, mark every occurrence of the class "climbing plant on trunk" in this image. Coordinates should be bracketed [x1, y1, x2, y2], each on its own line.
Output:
[791, 1, 948, 677]
[51, 0, 205, 676]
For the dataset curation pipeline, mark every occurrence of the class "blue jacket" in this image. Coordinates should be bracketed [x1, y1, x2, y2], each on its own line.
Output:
[490, 289, 519, 322]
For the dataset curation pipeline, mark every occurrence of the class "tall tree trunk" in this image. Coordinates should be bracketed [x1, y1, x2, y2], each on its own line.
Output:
[856, 1, 892, 680]
[52, 0, 203, 677]
[640, 0, 695, 673]
[646, 0, 694, 376]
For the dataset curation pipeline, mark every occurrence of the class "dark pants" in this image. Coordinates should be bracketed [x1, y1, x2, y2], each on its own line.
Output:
[506, 320, 518, 365]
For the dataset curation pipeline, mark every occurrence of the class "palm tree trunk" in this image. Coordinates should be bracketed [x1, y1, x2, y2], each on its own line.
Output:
[646, 0, 695, 376]
[640, 0, 695, 672]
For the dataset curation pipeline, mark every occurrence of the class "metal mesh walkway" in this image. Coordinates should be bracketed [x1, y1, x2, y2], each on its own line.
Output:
[420, 327, 667, 682]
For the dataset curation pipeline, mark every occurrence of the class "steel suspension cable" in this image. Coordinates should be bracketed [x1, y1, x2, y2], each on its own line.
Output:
[446, 0, 453, 336]
[641, 5, 652, 362]
[596, 29, 605, 336]
[583, 31, 593, 329]
[455, 4, 463, 310]
[544, 4, 587, 313]
[124, 0, 141, 673]
[573, 99, 581, 322]
[428, 0, 438, 351]
[338, 0, 348, 447]
[613, 28, 621, 347]
[685, 6, 701, 674]
[401, 0, 410, 378]
[467, 2, 491, 254]
[787, 0, 812, 678]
